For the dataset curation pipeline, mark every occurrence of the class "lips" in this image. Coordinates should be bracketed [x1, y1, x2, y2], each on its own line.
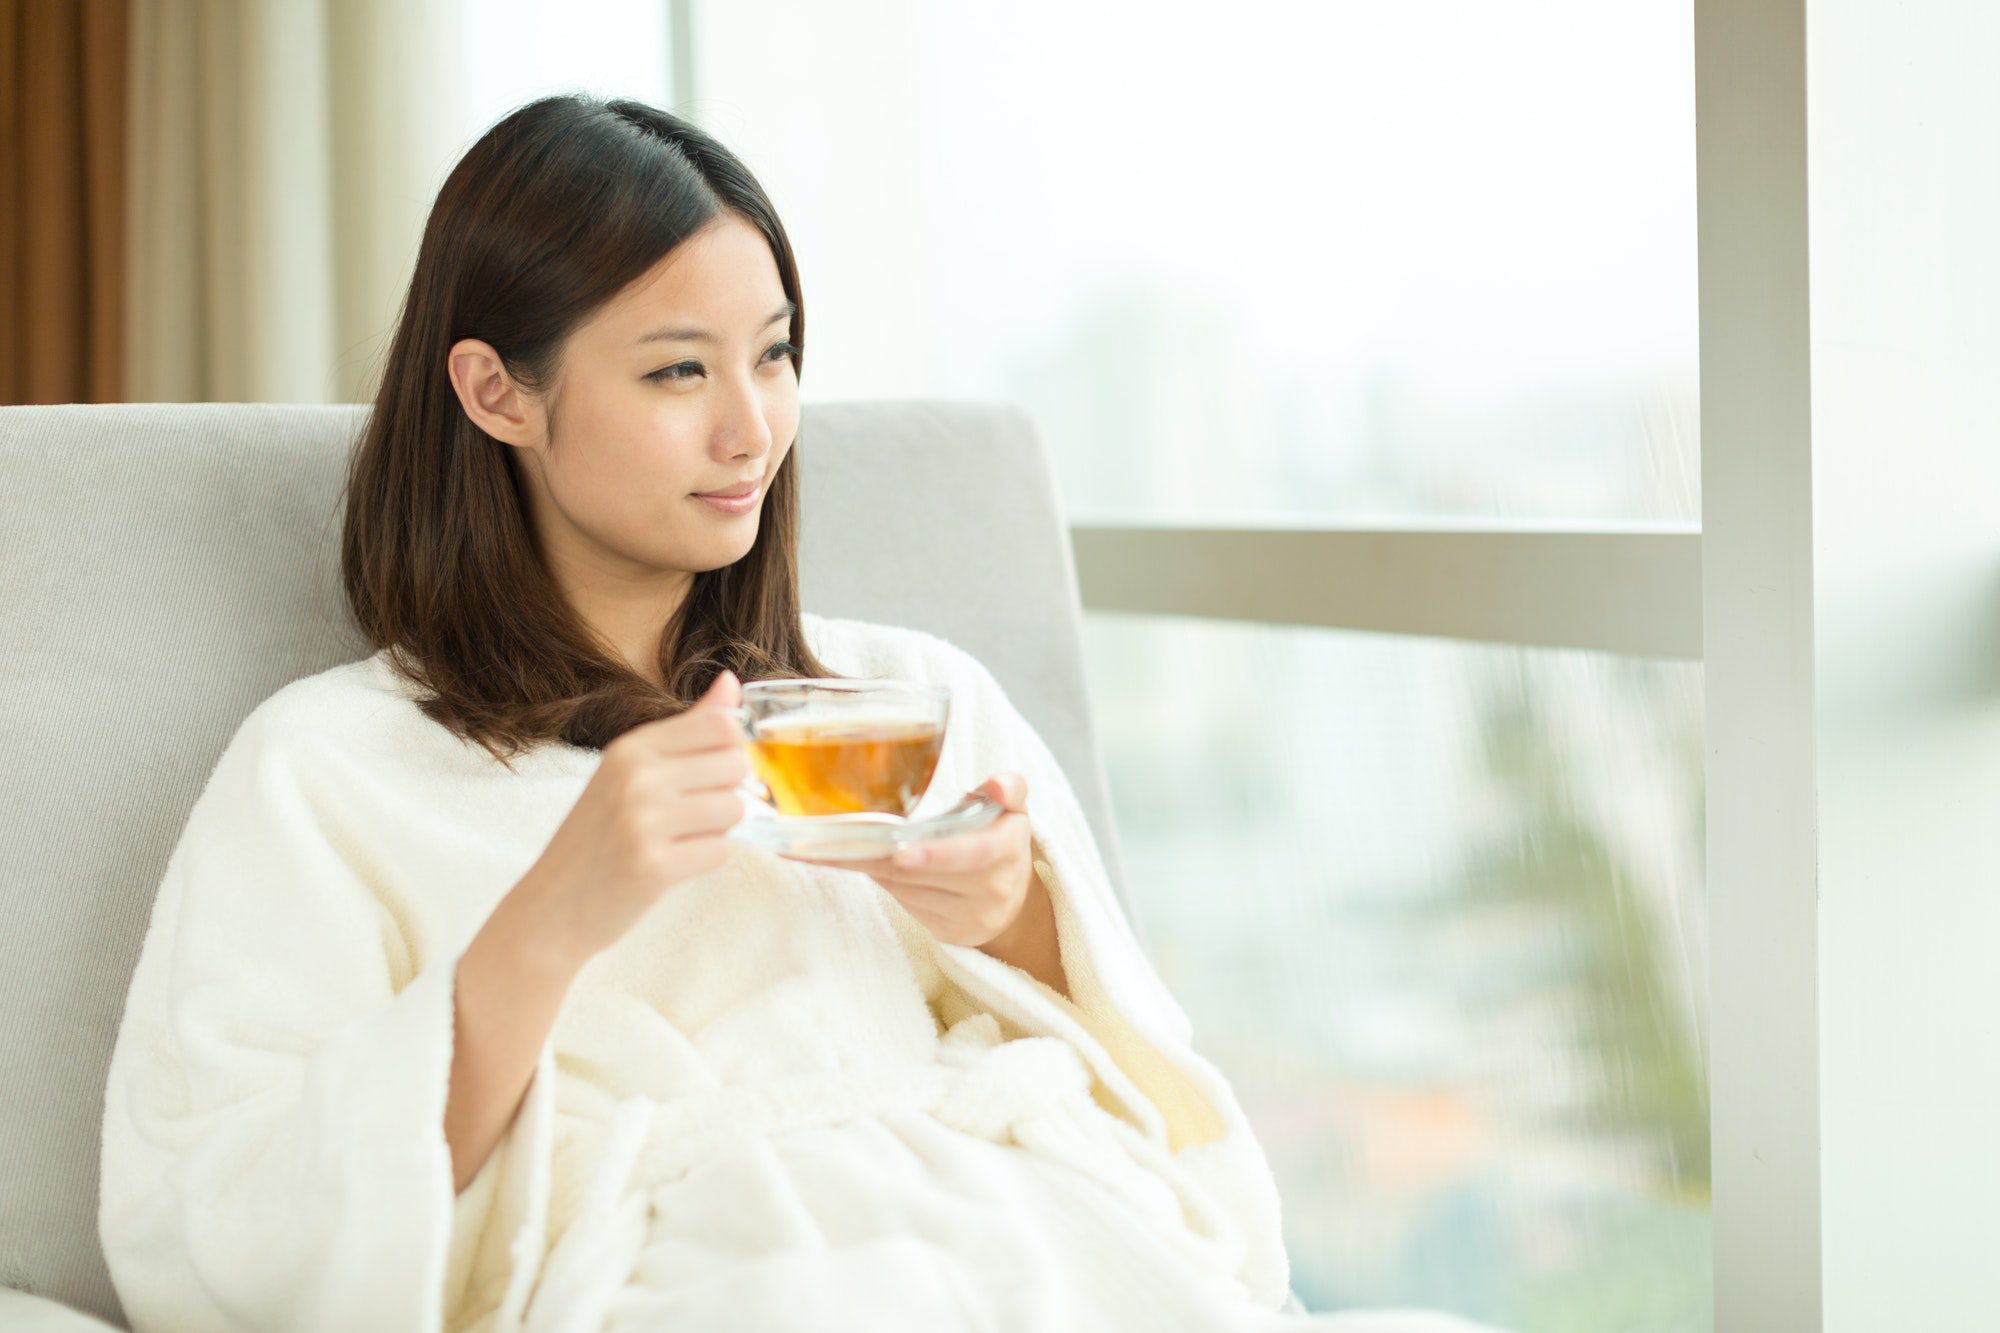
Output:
[695, 481, 760, 499]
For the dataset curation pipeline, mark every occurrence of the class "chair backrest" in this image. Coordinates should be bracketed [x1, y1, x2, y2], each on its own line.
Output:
[0, 398, 1126, 1326]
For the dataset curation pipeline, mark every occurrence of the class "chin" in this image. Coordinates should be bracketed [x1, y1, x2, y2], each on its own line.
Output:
[710, 525, 761, 561]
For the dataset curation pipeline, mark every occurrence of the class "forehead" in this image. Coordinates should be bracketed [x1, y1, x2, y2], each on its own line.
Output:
[599, 215, 786, 333]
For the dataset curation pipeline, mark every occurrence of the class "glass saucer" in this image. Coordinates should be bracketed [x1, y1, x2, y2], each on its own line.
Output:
[726, 790, 1006, 861]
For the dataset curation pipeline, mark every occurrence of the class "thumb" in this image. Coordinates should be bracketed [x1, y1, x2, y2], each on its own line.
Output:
[701, 668, 740, 706]
[977, 772, 1029, 812]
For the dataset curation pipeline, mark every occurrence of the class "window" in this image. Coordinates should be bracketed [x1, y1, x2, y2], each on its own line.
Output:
[687, 0, 1698, 524]
[686, 4, 1706, 1323]
[457, 0, 673, 149]
[1086, 615, 1707, 1322]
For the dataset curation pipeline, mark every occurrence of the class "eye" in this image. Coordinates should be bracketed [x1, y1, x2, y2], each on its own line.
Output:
[645, 340, 796, 385]
[645, 361, 701, 384]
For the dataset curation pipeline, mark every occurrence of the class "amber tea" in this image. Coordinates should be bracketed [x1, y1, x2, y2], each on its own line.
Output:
[746, 716, 944, 817]
[730, 679, 952, 819]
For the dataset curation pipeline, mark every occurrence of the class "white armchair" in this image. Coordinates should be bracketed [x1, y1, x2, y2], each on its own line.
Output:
[0, 398, 1258, 1327]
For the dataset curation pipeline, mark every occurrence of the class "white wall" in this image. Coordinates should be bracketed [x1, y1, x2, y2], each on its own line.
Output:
[1809, 2, 2000, 1326]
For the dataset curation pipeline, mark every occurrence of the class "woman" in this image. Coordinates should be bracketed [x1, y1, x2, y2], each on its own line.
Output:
[97, 95, 1503, 1333]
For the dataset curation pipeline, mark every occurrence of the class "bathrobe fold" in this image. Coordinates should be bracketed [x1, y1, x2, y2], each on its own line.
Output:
[99, 700, 479, 1331]
[99, 613, 1308, 1332]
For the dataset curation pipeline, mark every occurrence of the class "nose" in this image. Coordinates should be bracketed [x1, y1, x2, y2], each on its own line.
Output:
[713, 368, 775, 465]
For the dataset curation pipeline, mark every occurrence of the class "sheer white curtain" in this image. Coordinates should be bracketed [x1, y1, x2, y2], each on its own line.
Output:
[123, 0, 468, 404]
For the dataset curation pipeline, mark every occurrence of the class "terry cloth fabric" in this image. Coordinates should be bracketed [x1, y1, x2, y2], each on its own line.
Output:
[98, 611, 1507, 1333]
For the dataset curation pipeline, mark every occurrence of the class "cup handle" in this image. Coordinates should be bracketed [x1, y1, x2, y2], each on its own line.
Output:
[734, 775, 776, 820]
[725, 705, 776, 816]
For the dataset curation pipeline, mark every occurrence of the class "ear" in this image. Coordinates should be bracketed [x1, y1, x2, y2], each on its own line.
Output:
[447, 337, 541, 448]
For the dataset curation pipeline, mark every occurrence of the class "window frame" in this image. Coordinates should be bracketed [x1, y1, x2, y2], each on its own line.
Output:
[667, 1, 1809, 1326]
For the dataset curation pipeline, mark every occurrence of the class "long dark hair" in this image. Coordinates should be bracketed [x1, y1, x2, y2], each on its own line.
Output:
[339, 94, 842, 770]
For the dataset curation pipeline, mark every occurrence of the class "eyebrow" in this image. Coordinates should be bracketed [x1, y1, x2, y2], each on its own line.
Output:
[636, 301, 796, 345]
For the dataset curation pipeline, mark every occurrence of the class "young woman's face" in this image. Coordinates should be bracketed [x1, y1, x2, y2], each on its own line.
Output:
[463, 211, 800, 597]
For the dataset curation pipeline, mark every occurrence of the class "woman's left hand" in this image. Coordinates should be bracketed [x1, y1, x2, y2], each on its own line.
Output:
[777, 771, 1035, 949]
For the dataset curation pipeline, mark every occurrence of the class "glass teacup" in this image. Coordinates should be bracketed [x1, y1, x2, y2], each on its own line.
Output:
[727, 678, 951, 820]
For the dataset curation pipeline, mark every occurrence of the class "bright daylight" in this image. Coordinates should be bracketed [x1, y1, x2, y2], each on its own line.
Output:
[3, 2, 1995, 1331]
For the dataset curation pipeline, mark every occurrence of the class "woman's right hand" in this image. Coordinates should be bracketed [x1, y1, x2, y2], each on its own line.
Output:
[510, 668, 751, 969]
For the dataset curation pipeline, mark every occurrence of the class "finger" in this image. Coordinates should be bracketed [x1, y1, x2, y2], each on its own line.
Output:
[642, 671, 752, 753]
[974, 771, 1029, 813]
[892, 822, 1015, 874]
[632, 704, 746, 758]
[668, 745, 754, 793]
[879, 879, 964, 916]
[661, 789, 753, 840]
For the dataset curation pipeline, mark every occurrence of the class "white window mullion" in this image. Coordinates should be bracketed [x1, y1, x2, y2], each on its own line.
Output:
[1696, 0, 1819, 1328]
[1069, 522, 1703, 661]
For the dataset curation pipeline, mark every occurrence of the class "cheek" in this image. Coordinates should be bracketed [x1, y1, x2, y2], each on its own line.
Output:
[550, 412, 702, 526]
[584, 426, 686, 500]
[767, 393, 802, 456]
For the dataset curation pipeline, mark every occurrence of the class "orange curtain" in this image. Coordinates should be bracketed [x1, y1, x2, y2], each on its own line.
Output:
[1, 0, 127, 405]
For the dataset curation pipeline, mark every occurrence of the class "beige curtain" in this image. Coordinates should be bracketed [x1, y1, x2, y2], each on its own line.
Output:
[124, 0, 468, 404]
[1, 0, 128, 405]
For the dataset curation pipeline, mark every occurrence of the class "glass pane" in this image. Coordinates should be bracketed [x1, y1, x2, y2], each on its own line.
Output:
[690, 0, 1699, 523]
[458, 0, 672, 144]
[1080, 613, 1709, 1328]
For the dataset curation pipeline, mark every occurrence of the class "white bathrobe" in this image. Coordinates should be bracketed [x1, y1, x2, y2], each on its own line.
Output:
[98, 612, 1505, 1333]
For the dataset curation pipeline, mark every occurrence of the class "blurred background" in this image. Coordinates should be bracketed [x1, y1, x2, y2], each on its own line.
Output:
[6, 1, 1708, 1327]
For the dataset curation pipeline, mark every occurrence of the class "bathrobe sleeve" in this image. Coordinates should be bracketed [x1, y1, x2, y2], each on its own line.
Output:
[910, 631, 1298, 1309]
[97, 700, 541, 1333]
